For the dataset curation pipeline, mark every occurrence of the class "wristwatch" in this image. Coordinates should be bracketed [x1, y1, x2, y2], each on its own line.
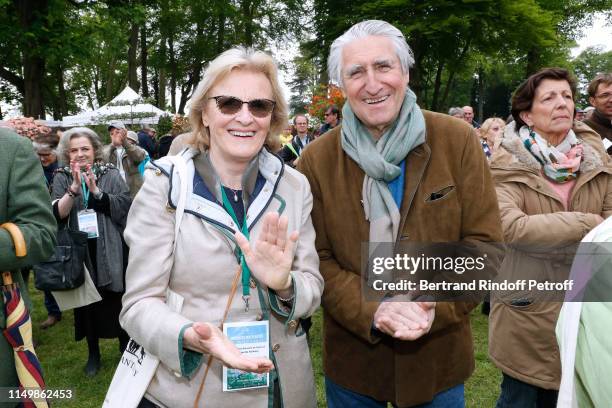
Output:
[93, 190, 103, 200]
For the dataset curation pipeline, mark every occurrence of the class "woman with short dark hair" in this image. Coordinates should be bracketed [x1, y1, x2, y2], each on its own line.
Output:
[488, 67, 612, 407]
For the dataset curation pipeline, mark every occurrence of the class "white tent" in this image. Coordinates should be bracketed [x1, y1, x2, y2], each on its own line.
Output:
[62, 86, 169, 127]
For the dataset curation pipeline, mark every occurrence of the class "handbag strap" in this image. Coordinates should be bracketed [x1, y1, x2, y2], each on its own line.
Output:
[193, 265, 241, 408]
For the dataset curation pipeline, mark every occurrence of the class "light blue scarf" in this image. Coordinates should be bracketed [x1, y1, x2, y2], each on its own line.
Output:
[341, 88, 426, 243]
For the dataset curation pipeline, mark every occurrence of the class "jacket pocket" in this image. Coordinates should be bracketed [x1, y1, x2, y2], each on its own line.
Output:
[425, 185, 455, 202]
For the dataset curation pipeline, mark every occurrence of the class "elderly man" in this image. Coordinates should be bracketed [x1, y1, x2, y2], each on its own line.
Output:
[103, 121, 146, 198]
[279, 114, 313, 167]
[462, 105, 480, 128]
[448, 107, 465, 120]
[583, 73, 612, 154]
[298, 20, 502, 407]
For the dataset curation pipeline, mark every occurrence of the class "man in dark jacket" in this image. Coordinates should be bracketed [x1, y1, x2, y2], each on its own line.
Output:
[137, 126, 157, 158]
[583, 73, 612, 154]
[319, 105, 341, 135]
[278, 114, 312, 167]
[0, 127, 56, 390]
[298, 20, 502, 408]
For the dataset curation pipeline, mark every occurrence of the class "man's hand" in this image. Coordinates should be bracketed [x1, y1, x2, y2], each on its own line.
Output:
[373, 300, 436, 340]
[183, 322, 274, 373]
[110, 128, 127, 147]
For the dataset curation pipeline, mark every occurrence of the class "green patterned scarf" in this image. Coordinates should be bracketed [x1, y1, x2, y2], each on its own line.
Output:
[341, 88, 426, 244]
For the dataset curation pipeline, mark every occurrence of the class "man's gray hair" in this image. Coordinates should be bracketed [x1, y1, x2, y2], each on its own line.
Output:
[448, 107, 465, 117]
[328, 20, 415, 88]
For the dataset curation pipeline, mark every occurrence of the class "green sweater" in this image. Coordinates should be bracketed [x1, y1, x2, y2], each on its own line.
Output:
[0, 128, 56, 389]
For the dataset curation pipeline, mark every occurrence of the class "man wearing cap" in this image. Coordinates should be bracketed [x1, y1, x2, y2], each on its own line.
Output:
[102, 121, 146, 198]
[575, 108, 586, 122]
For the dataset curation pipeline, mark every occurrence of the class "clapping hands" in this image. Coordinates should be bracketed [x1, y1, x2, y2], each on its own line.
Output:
[183, 322, 273, 373]
[374, 299, 436, 340]
[234, 212, 298, 296]
[69, 162, 100, 196]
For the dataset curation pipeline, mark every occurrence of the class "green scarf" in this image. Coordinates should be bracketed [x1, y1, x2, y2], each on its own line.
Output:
[341, 88, 426, 244]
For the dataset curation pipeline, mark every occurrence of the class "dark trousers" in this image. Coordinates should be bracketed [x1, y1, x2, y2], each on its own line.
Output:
[496, 373, 558, 408]
[43, 290, 61, 318]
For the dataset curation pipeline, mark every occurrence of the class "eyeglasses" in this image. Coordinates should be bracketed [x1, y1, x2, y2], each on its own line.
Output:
[595, 92, 612, 101]
[209, 96, 275, 118]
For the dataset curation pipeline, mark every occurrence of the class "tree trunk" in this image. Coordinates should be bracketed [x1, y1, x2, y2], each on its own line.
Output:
[241, 0, 254, 46]
[525, 48, 540, 77]
[477, 67, 484, 123]
[169, 36, 176, 113]
[430, 60, 445, 112]
[105, 59, 116, 103]
[128, 23, 139, 92]
[216, 9, 225, 53]
[16, 0, 49, 118]
[93, 67, 102, 107]
[178, 23, 204, 114]
[152, 68, 159, 108]
[23, 56, 45, 118]
[140, 24, 149, 98]
[57, 65, 67, 118]
[408, 35, 424, 101]
[440, 39, 472, 109]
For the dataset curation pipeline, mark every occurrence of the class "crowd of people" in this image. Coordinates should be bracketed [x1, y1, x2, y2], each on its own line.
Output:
[1, 18, 612, 408]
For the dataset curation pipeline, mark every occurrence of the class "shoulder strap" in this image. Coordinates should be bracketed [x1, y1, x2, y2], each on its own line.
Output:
[164, 154, 188, 251]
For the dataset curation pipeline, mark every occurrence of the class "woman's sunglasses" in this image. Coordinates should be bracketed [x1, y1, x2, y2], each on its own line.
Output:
[209, 95, 275, 118]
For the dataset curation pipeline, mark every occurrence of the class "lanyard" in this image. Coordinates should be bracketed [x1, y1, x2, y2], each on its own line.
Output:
[286, 142, 299, 158]
[220, 186, 252, 311]
[81, 177, 90, 208]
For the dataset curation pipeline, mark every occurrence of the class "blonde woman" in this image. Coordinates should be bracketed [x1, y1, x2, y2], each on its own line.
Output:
[121, 47, 322, 408]
[480, 117, 506, 156]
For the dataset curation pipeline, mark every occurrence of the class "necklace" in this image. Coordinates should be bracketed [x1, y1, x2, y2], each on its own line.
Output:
[226, 187, 240, 202]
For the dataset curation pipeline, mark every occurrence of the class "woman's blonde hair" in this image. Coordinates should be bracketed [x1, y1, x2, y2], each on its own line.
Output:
[480, 117, 505, 141]
[187, 47, 287, 152]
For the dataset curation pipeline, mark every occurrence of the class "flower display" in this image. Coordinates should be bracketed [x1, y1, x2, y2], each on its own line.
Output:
[5, 117, 51, 140]
[307, 84, 345, 122]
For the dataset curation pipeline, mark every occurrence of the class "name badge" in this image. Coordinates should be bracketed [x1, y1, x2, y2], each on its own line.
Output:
[78, 209, 99, 239]
[222, 320, 269, 392]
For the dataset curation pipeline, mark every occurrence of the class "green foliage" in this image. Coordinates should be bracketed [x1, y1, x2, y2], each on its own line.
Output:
[157, 113, 173, 135]
[303, 0, 612, 119]
[0, 0, 305, 117]
[571, 46, 612, 107]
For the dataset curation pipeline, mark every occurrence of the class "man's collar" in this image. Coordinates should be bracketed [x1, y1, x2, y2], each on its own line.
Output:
[593, 109, 612, 127]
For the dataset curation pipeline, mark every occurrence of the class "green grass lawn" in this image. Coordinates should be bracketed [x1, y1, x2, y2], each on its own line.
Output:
[26, 285, 500, 407]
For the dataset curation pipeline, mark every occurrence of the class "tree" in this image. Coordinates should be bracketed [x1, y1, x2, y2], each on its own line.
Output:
[572, 46, 612, 107]
[288, 46, 320, 115]
[303, 0, 612, 116]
